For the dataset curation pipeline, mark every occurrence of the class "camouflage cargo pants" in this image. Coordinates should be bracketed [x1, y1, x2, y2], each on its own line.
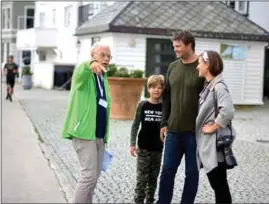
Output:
[134, 149, 162, 204]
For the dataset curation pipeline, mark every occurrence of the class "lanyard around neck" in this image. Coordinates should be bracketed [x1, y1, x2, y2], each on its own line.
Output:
[96, 75, 104, 97]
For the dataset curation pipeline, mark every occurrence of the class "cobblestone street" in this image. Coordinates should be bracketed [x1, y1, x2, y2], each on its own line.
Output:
[15, 85, 269, 203]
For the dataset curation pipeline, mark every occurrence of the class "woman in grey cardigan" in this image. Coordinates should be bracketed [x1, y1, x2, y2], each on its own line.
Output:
[196, 50, 236, 204]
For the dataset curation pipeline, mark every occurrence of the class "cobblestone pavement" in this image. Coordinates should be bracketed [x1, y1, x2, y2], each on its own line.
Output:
[14, 85, 269, 203]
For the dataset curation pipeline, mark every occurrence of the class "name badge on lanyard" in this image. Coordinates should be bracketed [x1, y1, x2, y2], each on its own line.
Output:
[96, 75, 108, 108]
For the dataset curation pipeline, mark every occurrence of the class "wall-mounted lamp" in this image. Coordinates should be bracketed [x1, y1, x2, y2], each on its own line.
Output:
[76, 40, 81, 63]
[76, 40, 81, 50]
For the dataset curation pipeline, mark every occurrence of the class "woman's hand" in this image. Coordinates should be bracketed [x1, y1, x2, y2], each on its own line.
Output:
[129, 146, 137, 157]
[202, 123, 220, 134]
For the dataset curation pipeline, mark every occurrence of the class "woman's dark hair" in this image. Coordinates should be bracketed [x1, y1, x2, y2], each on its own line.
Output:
[200, 50, 223, 76]
[172, 30, 195, 51]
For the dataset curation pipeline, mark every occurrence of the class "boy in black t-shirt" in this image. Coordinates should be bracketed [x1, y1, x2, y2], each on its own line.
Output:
[3, 55, 19, 102]
[130, 75, 164, 204]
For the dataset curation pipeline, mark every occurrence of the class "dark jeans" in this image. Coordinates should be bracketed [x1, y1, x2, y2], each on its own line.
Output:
[207, 164, 232, 203]
[157, 131, 199, 204]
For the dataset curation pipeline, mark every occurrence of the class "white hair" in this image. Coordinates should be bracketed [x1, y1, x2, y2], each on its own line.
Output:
[91, 42, 110, 52]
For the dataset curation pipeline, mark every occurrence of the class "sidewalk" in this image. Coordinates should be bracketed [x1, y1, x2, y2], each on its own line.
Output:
[13, 84, 269, 203]
[1, 86, 67, 203]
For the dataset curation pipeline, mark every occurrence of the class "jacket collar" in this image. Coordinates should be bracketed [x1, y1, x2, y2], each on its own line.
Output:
[207, 73, 224, 91]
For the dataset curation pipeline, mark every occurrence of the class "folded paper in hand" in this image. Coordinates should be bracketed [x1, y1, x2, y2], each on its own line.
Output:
[102, 150, 113, 172]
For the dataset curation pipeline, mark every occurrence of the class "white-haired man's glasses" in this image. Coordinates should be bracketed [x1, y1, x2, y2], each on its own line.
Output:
[94, 52, 112, 60]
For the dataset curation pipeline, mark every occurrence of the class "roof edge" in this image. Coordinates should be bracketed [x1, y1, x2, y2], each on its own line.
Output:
[109, 25, 269, 42]
[74, 30, 109, 37]
[73, 25, 111, 37]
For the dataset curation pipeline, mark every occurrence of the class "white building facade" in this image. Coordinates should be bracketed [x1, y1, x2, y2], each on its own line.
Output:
[77, 32, 266, 105]
[1, 1, 35, 68]
[75, 1, 269, 105]
[16, 1, 113, 89]
[16, 1, 269, 105]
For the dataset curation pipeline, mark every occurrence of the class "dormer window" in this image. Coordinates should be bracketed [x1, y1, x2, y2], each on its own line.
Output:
[226, 1, 249, 16]
[226, 1, 235, 9]
[236, 1, 249, 16]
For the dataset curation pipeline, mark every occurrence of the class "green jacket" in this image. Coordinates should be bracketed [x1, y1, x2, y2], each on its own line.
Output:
[61, 61, 111, 143]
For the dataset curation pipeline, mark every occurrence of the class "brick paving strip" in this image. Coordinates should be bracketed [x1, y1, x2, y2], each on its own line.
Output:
[15, 85, 269, 203]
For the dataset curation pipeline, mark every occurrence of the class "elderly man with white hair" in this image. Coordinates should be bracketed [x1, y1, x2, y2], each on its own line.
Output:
[62, 42, 112, 203]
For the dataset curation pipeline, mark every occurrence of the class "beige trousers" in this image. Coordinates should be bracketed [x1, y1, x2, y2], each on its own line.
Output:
[72, 138, 105, 203]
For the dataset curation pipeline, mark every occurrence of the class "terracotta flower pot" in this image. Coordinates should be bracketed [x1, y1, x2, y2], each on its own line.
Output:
[108, 77, 147, 120]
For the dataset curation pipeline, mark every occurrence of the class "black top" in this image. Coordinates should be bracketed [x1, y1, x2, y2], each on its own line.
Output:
[4, 63, 18, 79]
[130, 100, 163, 151]
[94, 73, 107, 139]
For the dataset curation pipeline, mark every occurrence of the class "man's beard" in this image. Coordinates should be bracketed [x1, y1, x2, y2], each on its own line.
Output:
[180, 52, 191, 60]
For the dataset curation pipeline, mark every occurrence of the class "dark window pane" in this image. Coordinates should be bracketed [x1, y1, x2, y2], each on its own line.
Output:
[22, 51, 31, 65]
[91, 37, 101, 46]
[27, 8, 34, 16]
[154, 66, 161, 74]
[228, 1, 235, 9]
[154, 43, 161, 51]
[161, 54, 175, 63]
[26, 9, 35, 28]
[153, 55, 161, 63]
[78, 4, 89, 26]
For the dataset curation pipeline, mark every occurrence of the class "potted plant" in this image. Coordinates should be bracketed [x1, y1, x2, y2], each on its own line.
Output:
[107, 64, 147, 120]
[21, 65, 33, 90]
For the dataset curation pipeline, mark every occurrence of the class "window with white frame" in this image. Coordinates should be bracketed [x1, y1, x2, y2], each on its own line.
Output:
[7, 8, 11, 29]
[2, 9, 5, 29]
[88, 3, 94, 16]
[64, 5, 72, 27]
[91, 37, 101, 46]
[78, 4, 90, 26]
[26, 8, 35, 29]
[1, 43, 4, 63]
[6, 43, 10, 61]
[38, 50, 47, 61]
[52, 9, 56, 26]
[39, 12, 45, 27]
[1, 8, 12, 29]
[99, 2, 108, 10]
[239, 1, 245, 10]
[94, 3, 100, 10]
[226, 1, 235, 9]
[236, 1, 248, 15]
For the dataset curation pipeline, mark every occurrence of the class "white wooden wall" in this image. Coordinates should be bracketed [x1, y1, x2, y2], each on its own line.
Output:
[78, 32, 266, 104]
[111, 33, 266, 105]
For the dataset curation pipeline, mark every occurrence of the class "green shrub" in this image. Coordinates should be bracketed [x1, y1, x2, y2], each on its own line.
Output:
[114, 67, 130, 77]
[22, 66, 33, 76]
[107, 64, 144, 78]
[107, 64, 117, 77]
[130, 69, 144, 78]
